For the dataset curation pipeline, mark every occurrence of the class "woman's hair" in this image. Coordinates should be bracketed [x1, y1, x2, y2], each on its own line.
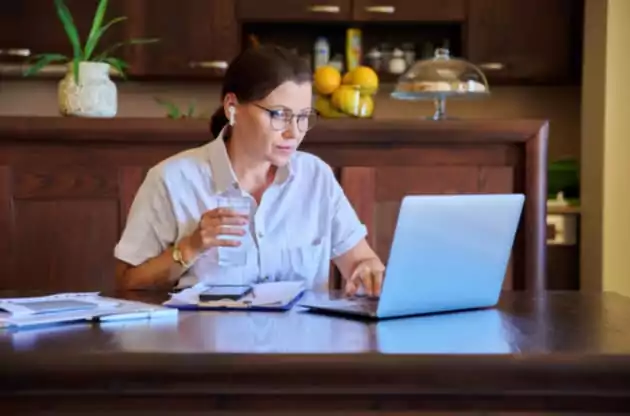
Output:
[209, 45, 312, 139]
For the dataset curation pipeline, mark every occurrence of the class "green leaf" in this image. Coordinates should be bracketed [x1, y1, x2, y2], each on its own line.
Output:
[22, 54, 68, 77]
[186, 101, 196, 117]
[54, 0, 82, 83]
[103, 57, 128, 79]
[154, 97, 181, 119]
[87, 16, 128, 60]
[84, 0, 127, 61]
[93, 37, 160, 61]
[84, 0, 108, 60]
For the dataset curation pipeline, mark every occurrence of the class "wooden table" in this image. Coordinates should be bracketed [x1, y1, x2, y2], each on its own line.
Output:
[2, 291, 630, 415]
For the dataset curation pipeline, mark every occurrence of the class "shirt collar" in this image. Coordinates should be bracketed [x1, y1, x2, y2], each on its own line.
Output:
[207, 129, 294, 194]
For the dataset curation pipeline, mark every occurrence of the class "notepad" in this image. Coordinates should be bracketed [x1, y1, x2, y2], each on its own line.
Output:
[163, 281, 306, 311]
[0, 293, 178, 329]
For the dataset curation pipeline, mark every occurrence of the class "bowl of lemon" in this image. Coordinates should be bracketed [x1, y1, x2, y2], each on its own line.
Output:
[313, 65, 379, 119]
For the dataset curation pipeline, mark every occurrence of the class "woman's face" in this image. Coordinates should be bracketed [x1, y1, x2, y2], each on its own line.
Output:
[227, 81, 315, 167]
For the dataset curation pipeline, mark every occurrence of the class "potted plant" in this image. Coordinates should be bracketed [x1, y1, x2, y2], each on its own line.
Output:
[154, 97, 209, 119]
[23, 0, 158, 118]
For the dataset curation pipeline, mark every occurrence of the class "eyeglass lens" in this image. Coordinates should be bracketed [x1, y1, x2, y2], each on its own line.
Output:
[268, 109, 317, 132]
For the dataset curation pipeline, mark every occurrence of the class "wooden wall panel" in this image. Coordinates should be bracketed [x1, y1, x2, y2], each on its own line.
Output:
[0, 166, 12, 288]
[118, 167, 148, 233]
[342, 162, 519, 290]
[340, 167, 376, 247]
[479, 167, 514, 193]
[11, 200, 119, 291]
[0, 117, 550, 293]
[13, 169, 118, 199]
[375, 166, 480, 200]
[8, 167, 123, 291]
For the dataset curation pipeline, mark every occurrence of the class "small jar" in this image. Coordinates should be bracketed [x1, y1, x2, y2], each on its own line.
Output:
[388, 48, 407, 75]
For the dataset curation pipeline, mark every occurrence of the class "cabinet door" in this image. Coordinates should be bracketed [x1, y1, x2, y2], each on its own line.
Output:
[466, 0, 582, 84]
[127, 0, 239, 78]
[352, 0, 465, 22]
[0, 1, 126, 68]
[237, 0, 352, 21]
[0, 166, 121, 292]
[340, 165, 516, 291]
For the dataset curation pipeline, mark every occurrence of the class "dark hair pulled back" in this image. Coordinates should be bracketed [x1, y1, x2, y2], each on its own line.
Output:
[209, 45, 312, 139]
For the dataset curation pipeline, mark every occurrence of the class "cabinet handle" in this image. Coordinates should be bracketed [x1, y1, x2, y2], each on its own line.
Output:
[478, 62, 506, 71]
[0, 48, 31, 57]
[365, 5, 395, 13]
[189, 61, 228, 70]
[308, 5, 341, 13]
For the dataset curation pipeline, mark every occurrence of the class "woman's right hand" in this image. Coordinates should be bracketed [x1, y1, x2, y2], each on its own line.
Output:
[179, 207, 249, 262]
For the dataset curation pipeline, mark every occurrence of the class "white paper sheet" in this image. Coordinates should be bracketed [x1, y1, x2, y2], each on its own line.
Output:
[164, 281, 306, 308]
[0, 293, 177, 329]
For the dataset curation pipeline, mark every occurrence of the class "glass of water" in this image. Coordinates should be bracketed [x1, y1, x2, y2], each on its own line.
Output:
[215, 196, 251, 267]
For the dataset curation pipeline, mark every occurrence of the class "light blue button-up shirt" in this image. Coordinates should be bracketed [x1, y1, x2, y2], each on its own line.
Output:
[114, 132, 367, 290]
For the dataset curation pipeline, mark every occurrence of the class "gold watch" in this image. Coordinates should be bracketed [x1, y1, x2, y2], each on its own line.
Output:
[172, 243, 191, 269]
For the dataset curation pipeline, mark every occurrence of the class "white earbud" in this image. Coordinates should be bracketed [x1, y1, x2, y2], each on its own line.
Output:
[228, 106, 236, 126]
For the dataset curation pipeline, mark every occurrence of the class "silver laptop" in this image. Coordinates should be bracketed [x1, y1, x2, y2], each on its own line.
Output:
[299, 193, 525, 319]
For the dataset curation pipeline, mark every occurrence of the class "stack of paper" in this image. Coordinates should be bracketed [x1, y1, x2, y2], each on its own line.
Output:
[0, 292, 177, 329]
[164, 281, 306, 311]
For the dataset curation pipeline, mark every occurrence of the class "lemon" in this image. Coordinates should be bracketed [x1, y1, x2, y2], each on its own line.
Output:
[342, 71, 353, 85]
[314, 95, 347, 118]
[314, 66, 341, 96]
[357, 95, 374, 118]
[332, 85, 361, 116]
[348, 66, 379, 95]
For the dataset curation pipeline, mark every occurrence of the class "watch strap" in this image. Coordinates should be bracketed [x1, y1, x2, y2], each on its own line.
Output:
[172, 243, 191, 269]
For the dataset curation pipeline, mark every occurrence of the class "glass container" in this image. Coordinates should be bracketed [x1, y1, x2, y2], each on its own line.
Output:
[391, 48, 490, 120]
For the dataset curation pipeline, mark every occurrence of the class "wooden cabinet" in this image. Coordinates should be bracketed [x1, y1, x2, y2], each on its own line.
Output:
[352, 0, 465, 22]
[0, 0, 126, 63]
[237, 0, 352, 21]
[466, 0, 584, 84]
[0, 0, 583, 84]
[341, 166, 513, 262]
[237, 0, 463, 23]
[338, 163, 515, 290]
[125, 0, 239, 78]
[0, 117, 548, 294]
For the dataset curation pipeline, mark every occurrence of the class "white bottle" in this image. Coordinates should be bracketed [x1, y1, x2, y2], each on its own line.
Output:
[314, 37, 330, 69]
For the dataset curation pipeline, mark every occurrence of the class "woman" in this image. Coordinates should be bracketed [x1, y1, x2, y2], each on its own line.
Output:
[114, 45, 384, 297]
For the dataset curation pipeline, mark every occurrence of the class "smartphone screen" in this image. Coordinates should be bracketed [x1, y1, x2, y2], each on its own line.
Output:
[199, 285, 253, 302]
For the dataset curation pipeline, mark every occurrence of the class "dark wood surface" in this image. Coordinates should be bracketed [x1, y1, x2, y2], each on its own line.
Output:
[125, 0, 239, 78]
[2, 291, 630, 415]
[0, 116, 549, 294]
[352, 0, 466, 22]
[466, 0, 584, 84]
[0, 0, 582, 85]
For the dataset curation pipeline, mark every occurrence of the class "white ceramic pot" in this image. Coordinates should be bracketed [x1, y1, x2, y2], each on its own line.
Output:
[58, 61, 117, 117]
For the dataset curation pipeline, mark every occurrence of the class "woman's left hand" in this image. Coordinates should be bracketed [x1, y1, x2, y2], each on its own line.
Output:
[344, 258, 384, 298]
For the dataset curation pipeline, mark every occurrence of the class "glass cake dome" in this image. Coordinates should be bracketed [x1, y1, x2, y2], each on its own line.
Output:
[391, 47, 490, 120]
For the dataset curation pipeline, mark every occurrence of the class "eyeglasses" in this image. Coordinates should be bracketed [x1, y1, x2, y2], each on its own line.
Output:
[253, 104, 317, 132]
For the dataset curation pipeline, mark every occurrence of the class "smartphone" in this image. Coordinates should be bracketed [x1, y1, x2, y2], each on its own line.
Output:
[198, 285, 253, 302]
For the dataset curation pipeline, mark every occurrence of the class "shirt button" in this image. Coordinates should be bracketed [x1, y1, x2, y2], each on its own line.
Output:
[257, 232, 264, 238]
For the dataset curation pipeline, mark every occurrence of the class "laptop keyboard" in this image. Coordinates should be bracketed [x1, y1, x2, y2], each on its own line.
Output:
[330, 297, 379, 312]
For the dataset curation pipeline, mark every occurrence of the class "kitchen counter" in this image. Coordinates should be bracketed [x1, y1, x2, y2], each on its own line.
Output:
[0, 116, 548, 293]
